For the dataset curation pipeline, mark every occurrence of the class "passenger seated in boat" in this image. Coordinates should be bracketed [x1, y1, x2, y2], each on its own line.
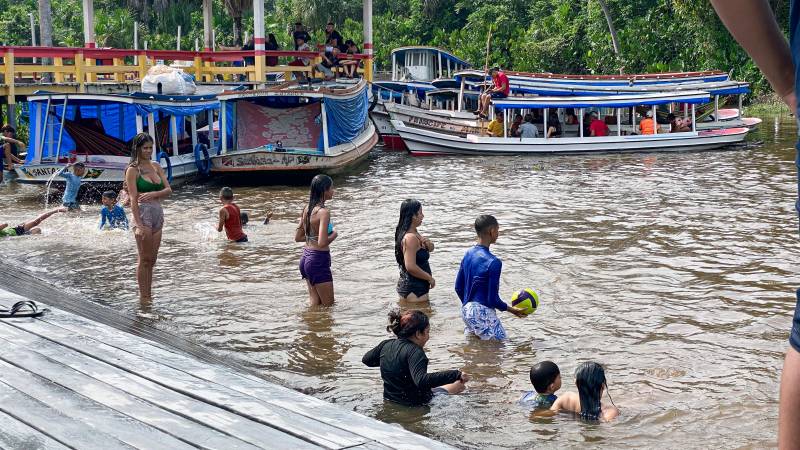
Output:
[519, 114, 540, 138]
[589, 111, 610, 137]
[668, 113, 691, 133]
[565, 108, 579, 125]
[550, 361, 619, 422]
[547, 111, 562, 138]
[362, 309, 470, 406]
[486, 112, 505, 137]
[582, 111, 592, 136]
[510, 114, 523, 137]
[520, 361, 561, 409]
[0, 207, 67, 238]
[340, 40, 362, 78]
[475, 67, 510, 118]
[639, 110, 659, 135]
[288, 35, 311, 82]
[315, 48, 339, 81]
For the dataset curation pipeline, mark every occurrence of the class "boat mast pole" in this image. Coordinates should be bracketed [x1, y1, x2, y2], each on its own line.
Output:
[652, 105, 657, 134]
[579, 108, 584, 138]
[691, 104, 696, 132]
[321, 100, 330, 154]
[55, 98, 68, 161]
[190, 115, 198, 148]
[544, 108, 548, 140]
[503, 109, 508, 137]
[170, 115, 179, 156]
[37, 98, 51, 162]
[147, 112, 157, 159]
[221, 101, 228, 155]
[616, 107, 621, 136]
[208, 109, 215, 151]
[714, 95, 719, 124]
[458, 77, 465, 111]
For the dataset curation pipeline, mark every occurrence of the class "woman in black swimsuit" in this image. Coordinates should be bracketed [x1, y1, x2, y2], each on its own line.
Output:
[395, 199, 435, 302]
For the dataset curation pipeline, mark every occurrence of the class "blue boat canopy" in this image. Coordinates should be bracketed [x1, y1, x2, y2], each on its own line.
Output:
[491, 91, 712, 110]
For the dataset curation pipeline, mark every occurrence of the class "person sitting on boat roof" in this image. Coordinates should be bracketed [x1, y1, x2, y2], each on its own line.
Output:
[292, 22, 311, 50]
[475, 67, 510, 119]
[639, 110, 659, 135]
[510, 113, 524, 137]
[519, 114, 540, 138]
[340, 40, 362, 78]
[589, 111, 610, 137]
[316, 48, 339, 81]
[486, 110, 505, 137]
[667, 113, 691, 133]
[0, 207, 67, 238]
[547, 110, 562, 138]
[288, 35, 312, 82]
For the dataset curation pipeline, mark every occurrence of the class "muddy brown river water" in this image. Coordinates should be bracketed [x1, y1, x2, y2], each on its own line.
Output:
[0, 111, 798, 449]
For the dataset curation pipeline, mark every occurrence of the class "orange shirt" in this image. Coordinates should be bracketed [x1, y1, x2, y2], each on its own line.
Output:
[639, 118, 658, 135]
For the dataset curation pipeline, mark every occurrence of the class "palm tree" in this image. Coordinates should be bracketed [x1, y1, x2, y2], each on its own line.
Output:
[224, 0, 252, 46]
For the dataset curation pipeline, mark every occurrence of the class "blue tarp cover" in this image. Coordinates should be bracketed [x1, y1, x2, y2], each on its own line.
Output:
[318, 89, 368, 151]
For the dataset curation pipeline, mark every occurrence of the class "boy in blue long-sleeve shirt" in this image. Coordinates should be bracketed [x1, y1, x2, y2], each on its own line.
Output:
[60, 162, 85, 210]
[455, 215, 525, 340]
[99, 190, 128, 230]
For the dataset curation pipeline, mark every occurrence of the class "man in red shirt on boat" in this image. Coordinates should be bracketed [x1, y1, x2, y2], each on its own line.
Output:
[588, 111, 610, 137]
[475, 67, 510, 119]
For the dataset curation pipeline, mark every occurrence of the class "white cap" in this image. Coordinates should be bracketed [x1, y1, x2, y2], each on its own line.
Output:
[646, 110, 653, 118]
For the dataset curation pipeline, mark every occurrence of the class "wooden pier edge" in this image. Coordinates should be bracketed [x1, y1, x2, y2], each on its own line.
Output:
[0, 271, 457, 450]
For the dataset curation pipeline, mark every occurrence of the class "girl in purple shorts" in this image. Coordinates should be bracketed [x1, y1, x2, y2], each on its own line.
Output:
[295, 174, 337, 306]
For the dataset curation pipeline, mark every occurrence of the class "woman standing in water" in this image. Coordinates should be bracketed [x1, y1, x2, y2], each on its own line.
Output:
[295, 174, 337, 306]
[395, 199, 435, 302]
[124, 133, 172, 303]
[550, 361, 619, 422]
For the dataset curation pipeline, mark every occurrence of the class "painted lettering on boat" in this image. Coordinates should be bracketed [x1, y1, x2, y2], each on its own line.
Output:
[219, 152, 317, 168]
[22, 167, 59, 178]
[407, 116, 481, 134]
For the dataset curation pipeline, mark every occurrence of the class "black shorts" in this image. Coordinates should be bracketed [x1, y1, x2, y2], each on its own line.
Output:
[13, 226, 27, 236]
[491, 92, 508, 99]
[397, 271, 430, 297]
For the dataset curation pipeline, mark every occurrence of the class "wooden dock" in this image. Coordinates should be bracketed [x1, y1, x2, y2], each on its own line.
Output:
[0, 288, 454, 450]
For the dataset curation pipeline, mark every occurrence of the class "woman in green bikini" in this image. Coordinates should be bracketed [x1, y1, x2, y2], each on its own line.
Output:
[124, 133, 172, 303]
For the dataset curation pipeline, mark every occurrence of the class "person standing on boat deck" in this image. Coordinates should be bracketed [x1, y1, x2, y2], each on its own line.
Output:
[125, 133, 172, 304]
[486, 111, 505, 137]
[476, 67, 510, 119]
[710, 2, 797, 448]
[292, 22, 311, 50]
[295, 174, 337, 307]
[589, 112, 610, 137]
[639, 110, 659, 135]
[519, 114, 540, 138]
[395, 199, 435, 303]
[0, 125, 25, 182]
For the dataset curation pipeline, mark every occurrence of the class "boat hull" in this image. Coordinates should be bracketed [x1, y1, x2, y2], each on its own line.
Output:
[14, 154, 200, 185]
[209, 123, 378, 178]
[370, 102, 406, 150]
[392, 120, 749, 156]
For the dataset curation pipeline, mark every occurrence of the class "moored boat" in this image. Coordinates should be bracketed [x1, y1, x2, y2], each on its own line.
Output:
[392, 90, 749, 156]
[16, 91, 221, 186]
[209, 79, 377, 181]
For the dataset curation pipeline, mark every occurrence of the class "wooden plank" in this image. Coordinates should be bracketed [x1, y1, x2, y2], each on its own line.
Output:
[22, 309, 456, 450]
[0, 380, 134, 450]
[0, 359, 197, 450]
[0, 323, 322, 450]
[0, 410, 70, 450]
[1, 317, 364, 449]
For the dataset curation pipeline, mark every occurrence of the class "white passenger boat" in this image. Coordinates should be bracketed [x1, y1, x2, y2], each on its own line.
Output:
[371, 46, 470, 150]
[16, 91, 221, 185]
[392, 91, 749, 156]
[210, 79, 377, 180]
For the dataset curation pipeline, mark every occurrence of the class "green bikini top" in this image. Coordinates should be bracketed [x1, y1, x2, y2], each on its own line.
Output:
[136, 173, 164, 193]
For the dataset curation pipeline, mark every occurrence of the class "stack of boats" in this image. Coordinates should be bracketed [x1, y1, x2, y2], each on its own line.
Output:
[12, 46, 761, 189]
[373, 47, 761, 156]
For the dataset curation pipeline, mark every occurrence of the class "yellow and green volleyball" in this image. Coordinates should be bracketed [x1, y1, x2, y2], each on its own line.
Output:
[511, 288, 539, 315]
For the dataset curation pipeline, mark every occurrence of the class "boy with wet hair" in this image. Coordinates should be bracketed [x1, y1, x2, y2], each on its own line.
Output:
[519, 361, 562, 409]
[217, 187, 247, 242]
[0, 207, 67, 238]
[99, 190, 129, 230]
[455, 214, 526, 340]
[60, 162, 86, 210]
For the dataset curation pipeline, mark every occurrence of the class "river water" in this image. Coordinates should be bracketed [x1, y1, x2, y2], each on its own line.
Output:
[1, 112, 798, 449]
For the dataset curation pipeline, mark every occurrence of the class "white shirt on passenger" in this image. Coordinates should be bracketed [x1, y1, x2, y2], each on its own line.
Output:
[519, 122, 539, 138]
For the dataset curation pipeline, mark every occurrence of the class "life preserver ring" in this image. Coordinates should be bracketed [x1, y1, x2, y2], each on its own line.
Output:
[194, 143, 211, 175]
[157, 151, 173, 183]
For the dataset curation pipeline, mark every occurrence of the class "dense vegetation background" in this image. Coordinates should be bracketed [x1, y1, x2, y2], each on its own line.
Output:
[0, 0, 790, 96]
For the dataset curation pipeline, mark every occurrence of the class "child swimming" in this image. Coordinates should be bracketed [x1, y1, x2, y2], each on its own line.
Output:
[217, 187, 248, 243]
[0, 207, 67, 237]
[550, 361, 619, 421]
[519, 360, 561, 409]
[99, 190, 129, 230]
[455, 215, 527, 340]
[362, 309, 470, 406]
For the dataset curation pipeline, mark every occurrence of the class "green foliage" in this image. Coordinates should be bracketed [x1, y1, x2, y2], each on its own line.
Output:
[0, 0, 788, 96]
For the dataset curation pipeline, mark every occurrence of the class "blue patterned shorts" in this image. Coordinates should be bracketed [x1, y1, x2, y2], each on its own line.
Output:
[461, 302, 506, 340]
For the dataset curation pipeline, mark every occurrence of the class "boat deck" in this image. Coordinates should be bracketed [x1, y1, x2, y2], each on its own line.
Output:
[0, 288, 453, 450]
